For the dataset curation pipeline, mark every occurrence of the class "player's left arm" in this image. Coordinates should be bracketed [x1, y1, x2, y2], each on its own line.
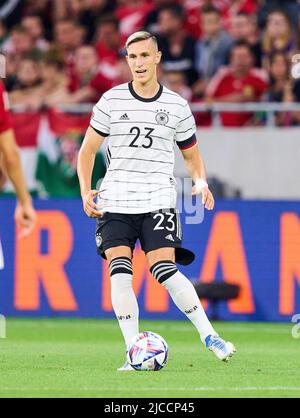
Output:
[181, 144, 215, 211]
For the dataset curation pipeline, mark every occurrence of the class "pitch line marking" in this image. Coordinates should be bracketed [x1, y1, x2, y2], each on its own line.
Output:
[8, 322, 291, 334]
[0, 387, 300, 392]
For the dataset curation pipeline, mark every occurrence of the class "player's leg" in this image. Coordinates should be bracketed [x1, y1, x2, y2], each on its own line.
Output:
[105, 246, 139, 348]
[140, 211, 215, 343]
[140, 210, 236, 361]
[147, 247, 216, 343]
[95, 214, 139, 348]
[147, 247, 236, 361]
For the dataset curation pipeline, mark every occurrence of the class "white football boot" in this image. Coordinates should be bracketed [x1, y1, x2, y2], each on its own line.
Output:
[205, 335, 236, 362]
[117, 361, 135, 372]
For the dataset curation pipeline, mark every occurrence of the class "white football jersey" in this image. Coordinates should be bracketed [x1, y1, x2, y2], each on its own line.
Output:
[90, 82, 197, 214]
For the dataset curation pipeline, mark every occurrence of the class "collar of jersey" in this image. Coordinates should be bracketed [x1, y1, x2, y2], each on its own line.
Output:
[128, 81, 163, 102]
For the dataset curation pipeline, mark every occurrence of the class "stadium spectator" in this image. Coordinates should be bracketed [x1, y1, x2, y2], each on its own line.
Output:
[45, 45, 112, 106]
[144, 0, 177, 35]
[0, 20, 10, 52]
[229, 13, 262, 68]
[7, 51, 67, 112]
[266, 52, 295, 125]
[157, 4, 198, 86]
[68, 45, 112, 101]
[0, 0, 299, 118]
[95, 14, 123, 82]
[181, 0, 203, 39]
[115, 0, 153, 40]
[145, 0, 202, 39]
[162, 70, 193, 100]
[261, 9, 296, 70]
[53, 19, 85, 75]
[205, 41, 268, 126]
[8, 57, 42, 108]
[21, 14, 49, 52]
[22, 0, 53, 37]
[195, 6, 233, 80]
[53, 0, 85, 21]
[6, 26, 37, 59]
[220, 0, 258, 29]
[257, 0, 300, 30]
[267, 52, 294, 103]
[33, 53, 70, 109]
[79, 0, 116, 42]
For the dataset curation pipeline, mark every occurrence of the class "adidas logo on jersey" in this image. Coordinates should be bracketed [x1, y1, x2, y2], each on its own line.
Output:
[165, 234, 175, 242]
[119, 113, 130, 120]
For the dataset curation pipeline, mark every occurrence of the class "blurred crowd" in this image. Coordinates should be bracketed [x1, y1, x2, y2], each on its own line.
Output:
[1, 0, 300, 126]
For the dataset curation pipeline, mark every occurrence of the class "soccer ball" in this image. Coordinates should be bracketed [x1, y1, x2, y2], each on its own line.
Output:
[127, 331, 169, 371]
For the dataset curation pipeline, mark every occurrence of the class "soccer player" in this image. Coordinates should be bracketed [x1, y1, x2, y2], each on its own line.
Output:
[0, 80, 36, 269]
[77, 31, 236, 370]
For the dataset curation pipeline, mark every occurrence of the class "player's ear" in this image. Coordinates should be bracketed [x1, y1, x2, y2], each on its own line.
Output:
[155, 51, 162, 65]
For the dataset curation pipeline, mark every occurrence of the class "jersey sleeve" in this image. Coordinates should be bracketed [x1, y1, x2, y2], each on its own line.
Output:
[175, 102, 197, 150]
[90, 95, 111, 137]
[0, 82, 12, 134]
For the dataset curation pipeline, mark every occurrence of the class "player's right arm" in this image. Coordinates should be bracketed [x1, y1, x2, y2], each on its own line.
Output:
[77, 126, 105, 218]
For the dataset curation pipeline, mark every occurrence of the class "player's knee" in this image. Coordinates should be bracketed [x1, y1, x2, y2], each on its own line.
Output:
[146, 248, 175, 268]
[105, 246, 132, 264]
[150, 260, 178, 285]
[109, 256, 133, 277]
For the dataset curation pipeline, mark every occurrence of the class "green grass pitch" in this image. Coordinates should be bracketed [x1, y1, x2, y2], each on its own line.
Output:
[0, 319, 299, 398]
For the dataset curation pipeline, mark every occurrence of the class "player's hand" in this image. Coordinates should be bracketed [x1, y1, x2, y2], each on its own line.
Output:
[192, 184, 215, 211]
[15, 202, 37, 238]
[82, 190, 104, 218]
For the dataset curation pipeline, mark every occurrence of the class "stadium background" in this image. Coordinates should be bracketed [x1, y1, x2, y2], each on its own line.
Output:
[0, 0, 300, 323]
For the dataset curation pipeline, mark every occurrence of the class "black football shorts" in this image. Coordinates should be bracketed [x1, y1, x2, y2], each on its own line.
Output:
[95, 208, 194, 265]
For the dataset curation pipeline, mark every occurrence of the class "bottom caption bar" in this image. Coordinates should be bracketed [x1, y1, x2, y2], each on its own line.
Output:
[102, 400, 202, 416]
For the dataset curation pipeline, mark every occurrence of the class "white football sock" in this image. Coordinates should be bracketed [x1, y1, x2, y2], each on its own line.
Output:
[109, 257, 139, 347]
[150, 261, 217, 344]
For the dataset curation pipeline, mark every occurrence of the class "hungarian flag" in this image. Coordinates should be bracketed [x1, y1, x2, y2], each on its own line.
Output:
[36, 110, 106, 197]
[2, 112, 41, 194]
[4, 110, 106, 197]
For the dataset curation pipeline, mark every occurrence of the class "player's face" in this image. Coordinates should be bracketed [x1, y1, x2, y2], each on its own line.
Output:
[126, 39, 162, 85]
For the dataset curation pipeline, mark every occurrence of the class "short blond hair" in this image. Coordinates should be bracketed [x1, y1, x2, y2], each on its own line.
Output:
[125, 31, 158, 50]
